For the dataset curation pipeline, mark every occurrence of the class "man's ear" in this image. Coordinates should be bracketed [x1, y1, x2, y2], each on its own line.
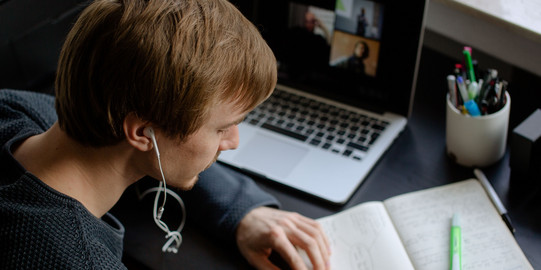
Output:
[123, 112, 152, 152]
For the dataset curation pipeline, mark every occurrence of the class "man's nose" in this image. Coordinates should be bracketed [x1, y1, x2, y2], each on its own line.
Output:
[218, 125, 240, 151]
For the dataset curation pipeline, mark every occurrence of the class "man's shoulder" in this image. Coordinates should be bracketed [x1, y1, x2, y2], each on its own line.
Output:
[0, 89, 55, 118]
[0, 89, 56, 146]
[0, 175, 87, 268]
[0, 89, 54, 104]
[0, 174, 126, 269]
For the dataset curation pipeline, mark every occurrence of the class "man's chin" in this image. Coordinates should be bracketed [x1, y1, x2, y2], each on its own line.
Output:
[175, 156, 219, 190]
[205, 153, 220, 171]
[177, 175, 199, 191]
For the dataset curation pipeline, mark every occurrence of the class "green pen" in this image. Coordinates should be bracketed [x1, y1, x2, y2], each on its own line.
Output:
[463, 49, 476, 83]
[450, 213, 462, 270]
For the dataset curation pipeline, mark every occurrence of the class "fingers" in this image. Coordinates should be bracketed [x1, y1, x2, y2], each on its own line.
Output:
[296, 215, 331, 253]
[271, 227, 309, 270]
[282, 215, 329, 270]
[293, 216, 331, 268]
[235, 207, 331, 270]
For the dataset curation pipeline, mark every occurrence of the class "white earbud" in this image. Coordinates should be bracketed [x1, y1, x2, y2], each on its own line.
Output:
[143, 126, 154, 138]
[144, 127, 160, 159]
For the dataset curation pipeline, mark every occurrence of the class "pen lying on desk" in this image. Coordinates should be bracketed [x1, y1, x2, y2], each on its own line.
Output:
[474, 168, 516, 234]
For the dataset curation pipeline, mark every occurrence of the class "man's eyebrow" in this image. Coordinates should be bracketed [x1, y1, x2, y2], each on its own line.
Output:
[219, 115, 246, 129]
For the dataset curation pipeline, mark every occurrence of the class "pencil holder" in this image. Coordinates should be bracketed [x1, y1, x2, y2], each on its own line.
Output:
[446, 92, 511, 167]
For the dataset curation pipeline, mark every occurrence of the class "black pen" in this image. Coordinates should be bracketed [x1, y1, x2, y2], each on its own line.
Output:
[474, 169, 516, 235]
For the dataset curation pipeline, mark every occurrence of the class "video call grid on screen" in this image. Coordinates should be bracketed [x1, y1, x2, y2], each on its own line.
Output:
[287, 0, 384, 79]
[248, 0, 426, 118]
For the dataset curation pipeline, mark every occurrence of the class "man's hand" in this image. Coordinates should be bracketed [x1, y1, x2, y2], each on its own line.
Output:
[235, 207, 331, 270]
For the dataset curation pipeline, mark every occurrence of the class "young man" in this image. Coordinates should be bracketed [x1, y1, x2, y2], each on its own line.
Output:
[0, 0, 330, 269]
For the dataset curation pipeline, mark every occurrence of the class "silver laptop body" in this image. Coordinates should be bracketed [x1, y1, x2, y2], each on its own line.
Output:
[219, 0, 427, 204]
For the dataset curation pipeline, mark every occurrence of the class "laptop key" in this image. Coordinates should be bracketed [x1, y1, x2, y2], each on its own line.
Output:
[347, 142, 369, 152]
[372, 123, 386, 131]
[261, 123, 308, 142]
[310, 139, 321, 146]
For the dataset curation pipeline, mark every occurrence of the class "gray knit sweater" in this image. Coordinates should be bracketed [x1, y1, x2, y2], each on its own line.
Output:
[0, 89, 126, 269]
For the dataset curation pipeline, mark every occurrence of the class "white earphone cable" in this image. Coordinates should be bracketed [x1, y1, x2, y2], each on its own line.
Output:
[155, 152, 167, 219]
[139, 185, 186, 253]
[139, 127, 186, 253]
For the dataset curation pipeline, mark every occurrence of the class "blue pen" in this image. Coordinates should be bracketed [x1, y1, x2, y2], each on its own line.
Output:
[464, 100, 481, 116]
[450, 214, 462, 270]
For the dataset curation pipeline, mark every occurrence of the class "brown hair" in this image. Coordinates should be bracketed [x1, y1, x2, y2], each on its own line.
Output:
[55, 0, 276, 146]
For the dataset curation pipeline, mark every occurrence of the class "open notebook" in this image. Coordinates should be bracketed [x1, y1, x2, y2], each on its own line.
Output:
[303, 179, 533, 269]
[219, 0, 428, 204]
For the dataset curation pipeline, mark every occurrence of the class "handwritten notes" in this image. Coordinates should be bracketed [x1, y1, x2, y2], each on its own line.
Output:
[385, 179, 532, 270]
[315, 202, 414, 270]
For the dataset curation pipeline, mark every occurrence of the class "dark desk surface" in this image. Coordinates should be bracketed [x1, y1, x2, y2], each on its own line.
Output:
[113, 47, 541, 269]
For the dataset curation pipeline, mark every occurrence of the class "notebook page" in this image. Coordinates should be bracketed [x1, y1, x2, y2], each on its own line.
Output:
[307, 201, 414, 270]
[384, 179, 533, 270]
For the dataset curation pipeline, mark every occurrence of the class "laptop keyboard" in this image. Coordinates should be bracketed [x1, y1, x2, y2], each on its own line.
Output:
[243, 88, 389, 161]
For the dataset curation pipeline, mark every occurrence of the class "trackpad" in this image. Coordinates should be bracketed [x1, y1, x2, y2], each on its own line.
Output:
[234, 133, 309, 178]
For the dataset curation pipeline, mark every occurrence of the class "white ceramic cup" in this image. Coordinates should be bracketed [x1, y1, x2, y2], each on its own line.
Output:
[446, 92, 510, 167]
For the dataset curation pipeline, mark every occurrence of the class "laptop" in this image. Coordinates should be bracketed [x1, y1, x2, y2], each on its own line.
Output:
[219, 0, 428, 204]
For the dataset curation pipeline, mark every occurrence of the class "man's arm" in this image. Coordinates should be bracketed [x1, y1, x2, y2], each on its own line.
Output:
[181, 163, 330, 270]
[179, 162, 280, 242]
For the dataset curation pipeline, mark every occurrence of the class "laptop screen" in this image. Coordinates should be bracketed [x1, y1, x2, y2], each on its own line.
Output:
[241, 0, 427, 117]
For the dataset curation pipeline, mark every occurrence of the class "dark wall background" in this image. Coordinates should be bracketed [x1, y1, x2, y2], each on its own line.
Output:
[0, 0, 88, 94]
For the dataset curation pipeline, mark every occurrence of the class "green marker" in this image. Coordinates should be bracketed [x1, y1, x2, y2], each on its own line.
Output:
[450, 213, 462, 270]
[463, 49, 476, 83]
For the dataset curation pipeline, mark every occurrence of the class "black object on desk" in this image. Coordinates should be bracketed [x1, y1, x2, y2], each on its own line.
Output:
[510, 109, 541, 181]
[509, 109, 541, 203]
